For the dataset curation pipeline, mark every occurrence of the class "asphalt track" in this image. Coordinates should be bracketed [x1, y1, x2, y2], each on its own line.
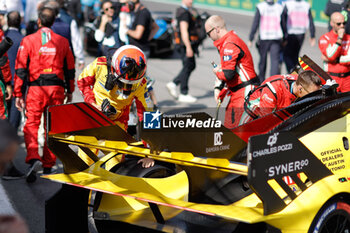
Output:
[1, 1, 328, 232]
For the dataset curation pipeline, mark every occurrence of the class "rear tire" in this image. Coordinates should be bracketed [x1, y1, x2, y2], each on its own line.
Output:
[308, 200, 350, 233]
[93, 158, 176, 233]
[111, 157, 176, 178]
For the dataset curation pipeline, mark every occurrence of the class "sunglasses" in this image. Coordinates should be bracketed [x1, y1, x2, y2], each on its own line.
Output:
[336, 21, 346, 26]
[206, 27, 215, 37]
[104, 6, 115, 11]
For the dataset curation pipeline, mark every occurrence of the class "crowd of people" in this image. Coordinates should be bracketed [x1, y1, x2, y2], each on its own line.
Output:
[0, 0, 349, 231]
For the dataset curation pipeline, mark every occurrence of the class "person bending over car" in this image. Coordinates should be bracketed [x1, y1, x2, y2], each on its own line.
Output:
[243, 70, 321, 123]
[78, 45, 154, 168]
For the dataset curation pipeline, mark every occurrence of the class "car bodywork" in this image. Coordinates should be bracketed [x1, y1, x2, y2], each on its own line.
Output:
[44, 56, 350, 233]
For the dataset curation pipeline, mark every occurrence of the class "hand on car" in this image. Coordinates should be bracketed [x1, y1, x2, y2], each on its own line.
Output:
[137, 158, 155, 168]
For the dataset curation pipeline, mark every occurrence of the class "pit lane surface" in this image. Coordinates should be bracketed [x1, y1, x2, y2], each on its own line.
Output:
[1, 1, 327, 232]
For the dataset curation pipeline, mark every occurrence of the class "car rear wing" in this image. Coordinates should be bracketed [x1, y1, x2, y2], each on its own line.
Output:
[47, 102, 248, 175]
[248, 132, 333, 215]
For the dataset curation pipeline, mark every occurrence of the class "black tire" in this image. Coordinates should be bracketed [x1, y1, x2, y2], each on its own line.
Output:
[111, 157, 176, 178]
[94, 158, 176, 233]
[204, 148, 251, 205]
[308, 200, 350, 233]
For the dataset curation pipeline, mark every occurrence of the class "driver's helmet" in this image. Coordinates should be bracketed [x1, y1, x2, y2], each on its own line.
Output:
[111, 45, 147, 96]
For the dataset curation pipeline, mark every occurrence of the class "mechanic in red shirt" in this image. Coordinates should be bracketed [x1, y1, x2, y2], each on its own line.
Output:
[243, 70, 321, 122]
[205, 15, 258, 128]
[14, 7, 75, 182]
[0, 34, 13, 119]
[319, 12, 350, 92]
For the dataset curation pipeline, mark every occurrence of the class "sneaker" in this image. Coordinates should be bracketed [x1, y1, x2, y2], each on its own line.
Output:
[43, 167, 57, 175]
[2, 165, 25, 180]
[166, 82, 178, 99]
[26, 160, 42, 183]
[178, 94, 197, 103]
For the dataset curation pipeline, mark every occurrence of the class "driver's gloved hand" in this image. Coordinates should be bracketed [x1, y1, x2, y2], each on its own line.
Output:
[101, 98, 117, 117]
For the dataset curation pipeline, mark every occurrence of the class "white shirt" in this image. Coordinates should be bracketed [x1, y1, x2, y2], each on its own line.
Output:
[70, 19, 85, 64]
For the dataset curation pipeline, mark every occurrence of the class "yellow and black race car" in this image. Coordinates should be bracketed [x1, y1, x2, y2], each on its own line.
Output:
[45, 56, 350, 233]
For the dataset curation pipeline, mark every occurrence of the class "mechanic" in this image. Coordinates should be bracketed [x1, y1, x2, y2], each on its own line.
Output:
[77, 44, 154, 168]
[1, 12, 26, 180]
[14, 7, 75, 183]
[166, 0, 199, 103]
[243, 70, 321, 122]
[319, 12, 350, 93]
[0, 33, 12, 120]
[205, 15, 258, 128]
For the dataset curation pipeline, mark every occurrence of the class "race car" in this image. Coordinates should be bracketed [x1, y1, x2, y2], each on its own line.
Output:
[44, 56, 350, 233]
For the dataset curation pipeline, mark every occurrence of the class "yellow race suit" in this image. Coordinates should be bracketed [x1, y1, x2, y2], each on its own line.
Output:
[78, 56, 150, 130]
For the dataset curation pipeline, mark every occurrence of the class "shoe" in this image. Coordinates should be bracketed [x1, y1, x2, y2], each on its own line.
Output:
[166, 82, 178, 99]
[178, 94, 197, 103]
[2, 165, 25, 180]
[26, 160, 42, 183]
[43, 167, 56, 175]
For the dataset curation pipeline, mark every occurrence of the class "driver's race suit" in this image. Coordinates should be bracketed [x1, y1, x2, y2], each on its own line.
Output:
[243, 74, 297, 122]
[0, 29, 13, 119]
[214, 30, 257, 128]
[319, 30, 350, 92]
[77, 56, 150, 130]
[14, 27, 75, 168]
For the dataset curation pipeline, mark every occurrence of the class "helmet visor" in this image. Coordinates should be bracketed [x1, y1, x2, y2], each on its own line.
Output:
[116, 76, 143, 93]
[120, 57, 146, 81]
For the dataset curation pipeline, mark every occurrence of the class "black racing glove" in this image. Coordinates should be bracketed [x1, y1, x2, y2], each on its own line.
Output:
[101, 98, 117, 117]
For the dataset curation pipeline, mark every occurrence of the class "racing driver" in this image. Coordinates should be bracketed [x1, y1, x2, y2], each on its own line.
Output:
[243, 70, 322, 122]
[78, 45, 154, 168]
